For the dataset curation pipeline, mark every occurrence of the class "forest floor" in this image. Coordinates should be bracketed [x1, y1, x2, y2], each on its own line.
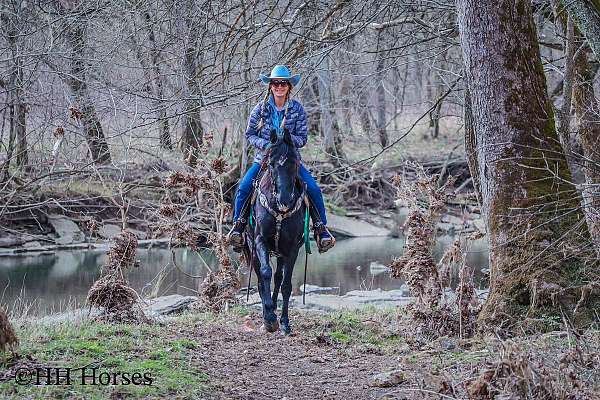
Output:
[2, 306, 599, 399]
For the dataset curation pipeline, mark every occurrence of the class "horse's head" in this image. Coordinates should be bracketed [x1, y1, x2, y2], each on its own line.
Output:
[267, 129, 299, 212]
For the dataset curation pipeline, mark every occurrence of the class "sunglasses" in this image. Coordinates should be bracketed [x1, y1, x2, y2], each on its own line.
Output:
[271, 80, 289, 87]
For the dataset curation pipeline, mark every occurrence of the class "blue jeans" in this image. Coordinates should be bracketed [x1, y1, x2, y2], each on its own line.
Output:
[233, 162, 328, 225]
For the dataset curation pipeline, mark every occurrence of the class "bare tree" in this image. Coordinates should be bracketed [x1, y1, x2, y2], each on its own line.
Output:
[318, 55, 347, 168]
[129, 1, 172, 149]
[59, 1, 111, 164]
[375, 31, 388, 147]
[1, 1, 28, 176]
[179, 0, 205, 168]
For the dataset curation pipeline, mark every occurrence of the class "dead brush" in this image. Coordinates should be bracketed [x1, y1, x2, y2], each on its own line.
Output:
[86, 231, 145, 322]
[196, 232, 240, 312]
[155, 148, 239, 313]
[0, 307, 18, 355]
[465, 339, 599, 400]
[389, 162, 482, 338]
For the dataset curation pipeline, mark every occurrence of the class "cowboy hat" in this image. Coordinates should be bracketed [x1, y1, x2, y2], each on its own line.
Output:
[259, 65, 301, 86]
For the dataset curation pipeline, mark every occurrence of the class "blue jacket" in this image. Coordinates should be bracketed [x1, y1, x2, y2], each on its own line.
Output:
[245, 98, 308, 163]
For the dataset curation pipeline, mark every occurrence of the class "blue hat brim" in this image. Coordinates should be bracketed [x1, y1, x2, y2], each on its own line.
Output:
[259, 74, 301, 87]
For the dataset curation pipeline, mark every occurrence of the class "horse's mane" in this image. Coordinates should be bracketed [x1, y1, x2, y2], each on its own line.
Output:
[259, 137, 299, 193]
[268, 137, 297, 163]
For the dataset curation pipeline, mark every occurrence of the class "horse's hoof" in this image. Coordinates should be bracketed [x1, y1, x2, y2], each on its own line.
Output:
[262, 319, 279, 333]
[280, 325, 291, 336]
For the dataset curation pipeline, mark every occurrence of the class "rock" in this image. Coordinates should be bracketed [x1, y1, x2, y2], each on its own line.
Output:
[326, 214, 391, 238]
[294, 288, 414, 311]
[0, 236, 24, 248]
[369, 261, 390, 276]
[300, 284, 339, 294]
[30, 295, 199, 324]
[144, 294, 199, 317]
[37, 307, 102, 324]
[343, 288, 411, 305]
[370, 370, 405, 387]
[23, 241, 44, 249]
[98, 224, 122, 239]
[48, 215, 85, 245]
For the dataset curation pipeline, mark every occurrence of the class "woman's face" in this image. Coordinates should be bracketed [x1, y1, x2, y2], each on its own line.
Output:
[270, 79, 290, 100]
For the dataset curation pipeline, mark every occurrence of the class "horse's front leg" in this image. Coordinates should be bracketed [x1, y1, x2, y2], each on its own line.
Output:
[255, 237, 278, 332]
[271, 257, 284, 311]
[280, 250, 300, 335]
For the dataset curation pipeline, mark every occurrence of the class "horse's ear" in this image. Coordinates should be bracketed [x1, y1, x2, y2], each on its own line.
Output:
[269, 129, 278, 144]
[283, 128, 292, 145]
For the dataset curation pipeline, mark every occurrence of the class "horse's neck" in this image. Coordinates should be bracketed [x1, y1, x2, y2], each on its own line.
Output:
[257, 167, 301, 201]
[258, 169, 271, 193]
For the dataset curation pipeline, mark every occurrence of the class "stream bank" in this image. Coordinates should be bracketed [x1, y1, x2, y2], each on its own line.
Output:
[2, 305, 598, 399]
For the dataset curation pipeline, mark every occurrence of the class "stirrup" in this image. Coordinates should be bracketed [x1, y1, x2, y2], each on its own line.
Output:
[227, 219, 246, 251]
[314, 223, 335, 253]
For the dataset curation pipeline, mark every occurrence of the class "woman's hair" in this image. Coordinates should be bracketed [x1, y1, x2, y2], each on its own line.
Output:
[257, 83, 291, 131]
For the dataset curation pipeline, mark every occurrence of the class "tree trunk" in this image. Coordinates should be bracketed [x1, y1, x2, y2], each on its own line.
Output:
[357, 88, 372, 139]
[180, 3, 204, 168]
[572, 41, 600, 251]
[1, 112, 16, 183]
[375, 32, 388, 147]
[142, 9, 172, 150]
[2, 3, 28, 171]
[301, 76, 322, 137]
[318, 56, 347, 168]
[65, 18, 111, 164]
[457, 0, 599, 327]
[560, 0, 600, 60]
[428, 67, 444, 140]
[339, 76, 354, 136]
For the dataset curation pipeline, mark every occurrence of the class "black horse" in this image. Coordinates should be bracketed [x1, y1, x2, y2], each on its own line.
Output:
[242, 129, 306, 335]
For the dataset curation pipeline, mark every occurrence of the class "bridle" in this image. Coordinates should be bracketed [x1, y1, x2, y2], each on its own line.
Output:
[256, 149, 305, 255]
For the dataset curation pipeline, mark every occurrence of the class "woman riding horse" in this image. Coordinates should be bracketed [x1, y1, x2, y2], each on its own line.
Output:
[227, 65, 335, 253]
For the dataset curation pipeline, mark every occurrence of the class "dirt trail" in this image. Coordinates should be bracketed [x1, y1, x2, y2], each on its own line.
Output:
[179, 311, 399, 400]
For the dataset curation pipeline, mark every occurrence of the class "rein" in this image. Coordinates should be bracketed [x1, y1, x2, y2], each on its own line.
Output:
[257, 183, 304, 256]
[251, 146, 312, 304]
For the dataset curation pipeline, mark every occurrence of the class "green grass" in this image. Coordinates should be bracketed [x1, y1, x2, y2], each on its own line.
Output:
[318, 308, 403, 349]
[0, 320, 208, 400]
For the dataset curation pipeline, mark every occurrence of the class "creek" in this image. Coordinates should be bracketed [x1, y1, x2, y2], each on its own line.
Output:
[0, 236, 488, 316]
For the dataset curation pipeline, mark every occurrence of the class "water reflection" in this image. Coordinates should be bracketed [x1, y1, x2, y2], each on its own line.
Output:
[0, 236, 488, 317]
